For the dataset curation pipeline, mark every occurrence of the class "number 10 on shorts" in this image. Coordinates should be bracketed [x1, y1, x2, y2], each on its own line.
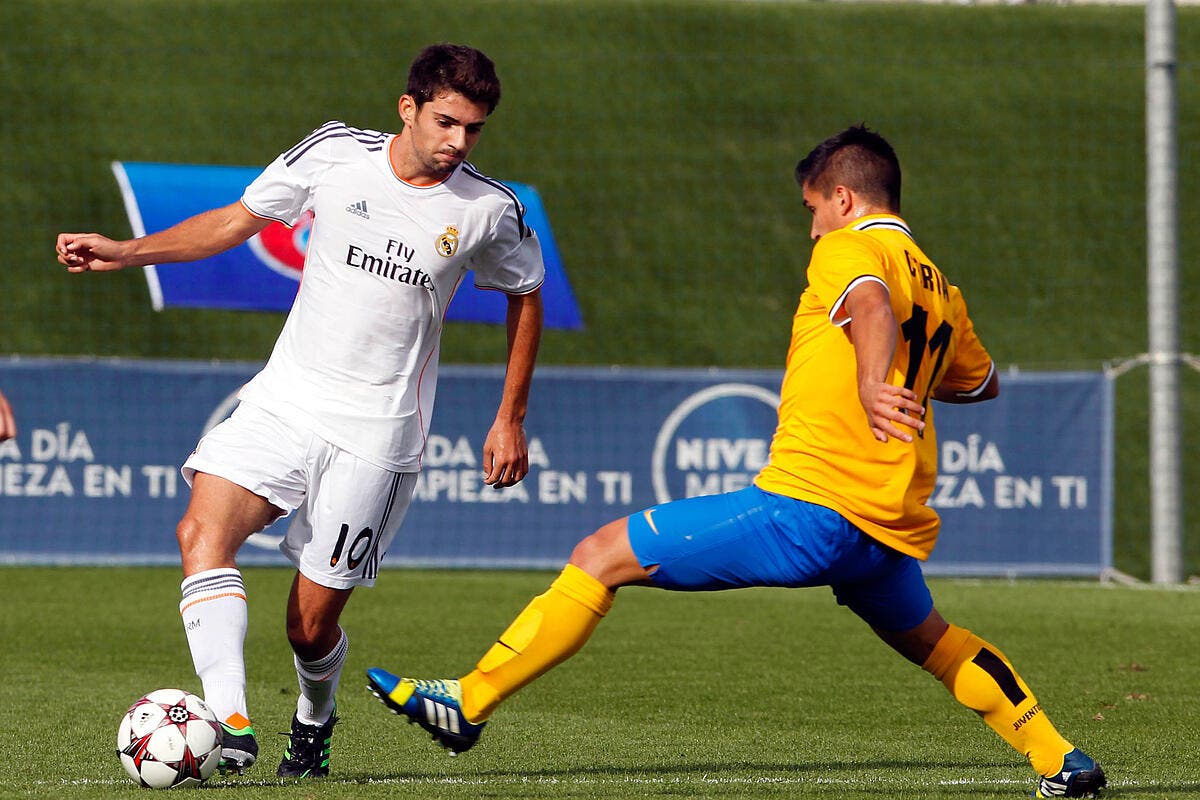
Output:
[330, 524, 375, 571]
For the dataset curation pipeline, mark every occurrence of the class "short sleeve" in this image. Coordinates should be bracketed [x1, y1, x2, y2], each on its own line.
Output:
[240, 123, 337, 226]
[470, 205, 546, 295]
[806, 231, 888, 326]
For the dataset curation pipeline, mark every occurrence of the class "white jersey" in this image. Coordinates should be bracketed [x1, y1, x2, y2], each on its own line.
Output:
[236, 121, 545, 471]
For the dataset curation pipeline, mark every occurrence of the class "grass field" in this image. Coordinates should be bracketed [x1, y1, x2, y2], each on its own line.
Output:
[2, 567, 1198, 799]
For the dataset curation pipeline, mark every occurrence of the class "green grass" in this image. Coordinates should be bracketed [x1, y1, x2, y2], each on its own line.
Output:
[2, 1, 1199, 573]
[2, 567, 1198, 798]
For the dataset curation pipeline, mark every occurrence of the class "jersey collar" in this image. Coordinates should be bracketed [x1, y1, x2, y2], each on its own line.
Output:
[850, 214, 915, 242]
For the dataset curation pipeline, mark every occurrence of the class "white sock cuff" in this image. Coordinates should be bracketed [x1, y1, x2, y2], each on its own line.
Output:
[179, 568, 245, 615]
[295, 628, 349, 681]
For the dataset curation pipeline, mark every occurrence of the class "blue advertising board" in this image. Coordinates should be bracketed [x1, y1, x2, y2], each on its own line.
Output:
[0, 359, 1111, 576]
[113, 161, 584, 329]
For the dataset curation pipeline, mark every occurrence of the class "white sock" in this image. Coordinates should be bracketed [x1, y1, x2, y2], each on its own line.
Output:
[179, 568, 248, 725]
[294, 627, 347, 725]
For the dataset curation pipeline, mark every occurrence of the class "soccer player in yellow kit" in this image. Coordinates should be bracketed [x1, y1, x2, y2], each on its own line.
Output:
[367, 125, 1107, 798]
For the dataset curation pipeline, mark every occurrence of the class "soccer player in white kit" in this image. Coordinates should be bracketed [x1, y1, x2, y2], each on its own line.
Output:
[55, 43, 544, 779]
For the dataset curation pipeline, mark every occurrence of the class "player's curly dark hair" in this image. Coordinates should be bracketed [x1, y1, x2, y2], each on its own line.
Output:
[407, 43, 502, 114]
[796, 124, 902, 212]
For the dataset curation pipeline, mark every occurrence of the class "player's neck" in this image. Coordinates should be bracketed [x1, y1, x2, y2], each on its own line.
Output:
[388, 134, 453, 188]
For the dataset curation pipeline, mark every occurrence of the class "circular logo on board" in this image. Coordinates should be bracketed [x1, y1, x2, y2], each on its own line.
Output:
[651, 383, 780, 505]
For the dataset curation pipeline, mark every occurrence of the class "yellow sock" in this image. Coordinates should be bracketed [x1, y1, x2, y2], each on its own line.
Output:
[922, 624, 1073, 777]
[459, 564, 614, 723]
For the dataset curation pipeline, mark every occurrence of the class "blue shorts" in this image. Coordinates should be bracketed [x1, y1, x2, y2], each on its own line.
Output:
[625, 485, 933, 632]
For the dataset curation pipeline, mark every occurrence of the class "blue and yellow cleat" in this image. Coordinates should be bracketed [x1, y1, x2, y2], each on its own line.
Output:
[1034, 748, 1107, 798]
[366, 668, 485, 755]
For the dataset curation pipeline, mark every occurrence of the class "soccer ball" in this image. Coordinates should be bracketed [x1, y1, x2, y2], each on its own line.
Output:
[117, 689, 223, 789]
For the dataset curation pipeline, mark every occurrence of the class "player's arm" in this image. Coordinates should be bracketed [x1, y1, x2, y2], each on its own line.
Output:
[931, 284, 999, 404]
[842, 280, 925, 443]
[482, 288, 543, 488]
[56, 202, 270, 273]
[933, 369, 999, 404]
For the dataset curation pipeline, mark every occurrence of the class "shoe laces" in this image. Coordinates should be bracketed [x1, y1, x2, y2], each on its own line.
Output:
[280, 717, 337, 760]
[409, 678, 462, 705]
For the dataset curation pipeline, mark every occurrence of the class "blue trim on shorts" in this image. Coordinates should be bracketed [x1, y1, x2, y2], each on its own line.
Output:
[626, 485, 932, 632]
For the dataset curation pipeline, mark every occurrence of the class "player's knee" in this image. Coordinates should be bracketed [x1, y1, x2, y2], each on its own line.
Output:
[285, 614, 337, 659]
[569, 525, 615, 571]
[894, 608, 950, 667]
[175, 513, 243, 570]
[175, 514, 207, 558]
[568, 519, 643, 588]
[285, 617, 314, 651]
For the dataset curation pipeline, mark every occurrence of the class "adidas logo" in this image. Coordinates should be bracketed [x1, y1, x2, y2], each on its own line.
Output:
[421, 698, 462, 734]
[346, 200, 369, 219]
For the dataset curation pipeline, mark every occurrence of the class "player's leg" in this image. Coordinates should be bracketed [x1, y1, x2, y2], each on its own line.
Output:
[445, 489, 821, 725]
[455, 516, 638, 717]
[287, 572, 353, 718]
[367, 486, 827, 753]
[366, 516, 631, 753]
[176, 404, 309, 773]
[176, 472, 284, 773]
[902, 612, 1105, 797]
[277, 573, 352, 778]
[278, 450, 416, 777]
[835, 543, 1105, 798]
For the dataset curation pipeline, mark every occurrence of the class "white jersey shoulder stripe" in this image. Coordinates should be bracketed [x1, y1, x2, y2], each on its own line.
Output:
[459, 162, 530, 240]
[284, 121, 387, 166]
[829, 274, 889, 327]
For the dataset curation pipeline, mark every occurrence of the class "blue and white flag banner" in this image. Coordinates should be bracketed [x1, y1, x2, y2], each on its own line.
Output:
[112, 161, 584, 329]
[0, 359, 1111, 576]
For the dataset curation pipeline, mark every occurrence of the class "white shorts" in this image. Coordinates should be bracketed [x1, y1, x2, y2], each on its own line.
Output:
[182, 402, 417, 590]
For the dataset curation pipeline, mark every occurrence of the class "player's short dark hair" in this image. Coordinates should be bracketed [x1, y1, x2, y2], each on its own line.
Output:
[407, 43, 502, 114]
[796, 124, 902, 212]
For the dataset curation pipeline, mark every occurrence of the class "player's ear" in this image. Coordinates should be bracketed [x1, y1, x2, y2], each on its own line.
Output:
[398, 95, 417, 126]
[835, 185, 855, 218]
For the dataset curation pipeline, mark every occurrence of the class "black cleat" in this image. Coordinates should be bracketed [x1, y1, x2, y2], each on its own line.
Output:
[276, 712, 337, 778]
[217, 719, 258, 775]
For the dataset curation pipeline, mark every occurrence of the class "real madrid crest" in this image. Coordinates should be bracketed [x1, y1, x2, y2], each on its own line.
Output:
[436, 225, 460, 258]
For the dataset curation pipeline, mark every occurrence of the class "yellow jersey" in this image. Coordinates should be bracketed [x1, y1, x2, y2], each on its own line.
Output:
[755, 215, 994, 560]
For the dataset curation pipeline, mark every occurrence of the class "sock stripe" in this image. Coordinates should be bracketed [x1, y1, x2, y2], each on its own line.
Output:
[181, 567, 242, 583]
[180, 570, 247, 615]
[296, 629, 348, 679]
[182, 571, 245, 597]
[181, 579, 244, 599]
[971, 647, 1029, 707]
[179, 591, 247, 615]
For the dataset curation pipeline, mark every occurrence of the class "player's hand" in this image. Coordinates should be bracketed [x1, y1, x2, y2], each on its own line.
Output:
[482, 419, 530, 488]
[860, 380, 925, 443]
[0, 389, 15, 443]
[56, 233, 131, 272]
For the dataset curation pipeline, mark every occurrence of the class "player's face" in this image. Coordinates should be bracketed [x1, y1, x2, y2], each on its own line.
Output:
[397, 91, 489, 182]
[801, 182, 848, 242]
